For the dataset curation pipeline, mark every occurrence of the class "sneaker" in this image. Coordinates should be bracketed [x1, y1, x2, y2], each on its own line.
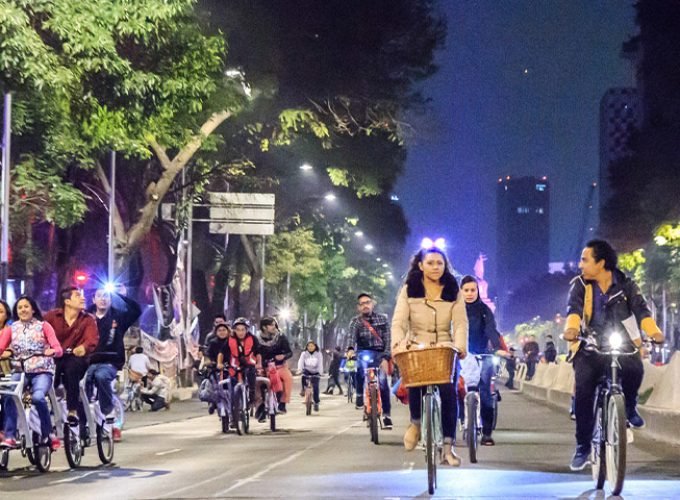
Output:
[1, 437, 17, 448]
[383, 416, 393, 429]
[481, 435, 495, 446]
[355, 395, 364, 409]
[277, 402, 287, 414]
[256, 404, 266, 422]
[50, 435, 61, 451]
[569, 411, 576, 421]
[626, 407, 645, 429]
[112, 428, 122, 442]
[313, 403, 319, 412]
[299, 390, 305, 397]
[208, 403, 216, 415]
[569, 445, 591, 471]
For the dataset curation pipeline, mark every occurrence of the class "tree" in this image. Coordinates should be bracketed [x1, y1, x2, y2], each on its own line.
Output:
[1, 0, 245, 277]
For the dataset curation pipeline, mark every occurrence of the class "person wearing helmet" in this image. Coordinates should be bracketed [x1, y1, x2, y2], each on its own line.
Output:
[225, 318, 261, 410]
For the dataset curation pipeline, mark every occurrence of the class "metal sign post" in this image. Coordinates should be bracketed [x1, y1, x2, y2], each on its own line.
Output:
[0, 93, 12, 300]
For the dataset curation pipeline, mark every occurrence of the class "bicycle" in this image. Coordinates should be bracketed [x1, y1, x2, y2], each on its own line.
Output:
[204, 367, 232, 433]
[578, 331, 643, 496]
[460, 353, 496, 464]
[231, 367, 252, 435]
[302, 371, 320, 416]
[364, 366, 383, 445]
[59, 351, 115, 468]
[255, 375, 278, 432]
[342, 368, 356, 404]
[394, 345, 458, 496]
[0, 352, 61, 473]
[123, 369, 144, 412]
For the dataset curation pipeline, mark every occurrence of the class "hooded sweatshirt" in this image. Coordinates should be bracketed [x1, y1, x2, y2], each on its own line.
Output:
[297, 343, 323, 374]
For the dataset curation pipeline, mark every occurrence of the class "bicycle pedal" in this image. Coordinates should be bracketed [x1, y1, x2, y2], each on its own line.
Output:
[626, 428, 634, 444]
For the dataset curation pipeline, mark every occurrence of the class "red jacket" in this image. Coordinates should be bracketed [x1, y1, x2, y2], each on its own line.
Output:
[44, 309, 99, 354]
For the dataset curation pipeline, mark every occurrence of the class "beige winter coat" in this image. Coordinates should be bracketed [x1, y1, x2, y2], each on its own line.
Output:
[391, 286, 468, 356]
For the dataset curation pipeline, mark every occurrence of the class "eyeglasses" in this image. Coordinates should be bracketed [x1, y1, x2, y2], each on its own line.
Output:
[358, 301, 372, 306]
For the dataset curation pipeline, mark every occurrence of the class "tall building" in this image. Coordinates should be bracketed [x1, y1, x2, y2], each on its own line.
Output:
[496, 176, 550, 319]
[599, 87, 641, 214]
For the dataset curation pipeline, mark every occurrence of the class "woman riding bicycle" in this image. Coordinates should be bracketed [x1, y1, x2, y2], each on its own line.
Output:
[297, 341, 322, 411]
[459, 275, 506, 447]
[257, 317, 293, 413]
[0, 295, 63, 449]
[391, 242, 468, 467]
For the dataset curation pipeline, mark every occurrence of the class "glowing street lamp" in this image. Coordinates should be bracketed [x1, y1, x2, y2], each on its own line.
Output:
[299, 163, 313, 172]
[364, 244, 374, 252]
[324, 193, 337, 202]
[354, 231, 364, 237]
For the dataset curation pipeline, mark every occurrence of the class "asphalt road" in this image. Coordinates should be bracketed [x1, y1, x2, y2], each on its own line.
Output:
[1, 384, 679, 499]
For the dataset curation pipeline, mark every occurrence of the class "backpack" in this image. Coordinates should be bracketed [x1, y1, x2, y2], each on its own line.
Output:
[198, 377, 215, 402]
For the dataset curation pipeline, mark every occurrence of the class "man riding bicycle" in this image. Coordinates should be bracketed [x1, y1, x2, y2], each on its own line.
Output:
[348, 293, 392, 429]
[563, 240, 664, 471]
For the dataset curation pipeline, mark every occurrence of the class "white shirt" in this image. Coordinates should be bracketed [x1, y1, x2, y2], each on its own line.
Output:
[129, 353, 150, 375]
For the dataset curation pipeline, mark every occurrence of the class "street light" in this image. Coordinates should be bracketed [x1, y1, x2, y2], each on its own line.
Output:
[299, 163, 313, 172]
[324, 193, 337, 202]
[354, 230, 364, 237]
[364, 244, 374, 252]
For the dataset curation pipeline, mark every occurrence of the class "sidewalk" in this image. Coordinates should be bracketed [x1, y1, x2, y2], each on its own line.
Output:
[122, 398, 206, 430]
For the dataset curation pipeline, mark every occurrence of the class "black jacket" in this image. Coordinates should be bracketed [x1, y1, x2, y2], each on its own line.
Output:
[544, 341, 557, 362]
[88, 294, 142, 369]
[257, 332, 293, 366]
[465, 299, 502, 355]
[205, 335, 230, 363]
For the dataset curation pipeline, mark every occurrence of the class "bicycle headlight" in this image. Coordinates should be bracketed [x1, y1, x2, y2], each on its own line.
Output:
[609, 331, 623, 350]
[362, 355, 371, 362]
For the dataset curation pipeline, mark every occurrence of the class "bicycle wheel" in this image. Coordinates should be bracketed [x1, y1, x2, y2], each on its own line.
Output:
[305, 387, 313, 416]
[466, 393, 478, 463]
[33, 433, 51, 473]
[0, 448, 9, 470]
[241, 390, 250, 434]
[63, 423, 83, 468]
[347, 378, 354, 404]
[369, 385, 379, 445]
[96, 424, 114, 464]
[233, 387, 245, 436]
[591, 402, 606, 489]
[425, 392, 436, 495]
[221, 414, 229, 433]
[605, 393, 627, 495]
[491, 394, 498, 431]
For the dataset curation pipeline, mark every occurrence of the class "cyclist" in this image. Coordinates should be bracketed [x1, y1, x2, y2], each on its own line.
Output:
[202, 313, 228, 351]
[324, 346, 343, 395]
[340, 346, 357, 390]
[205, 323, 232, 414]
[257, 317, 293, 413]
[0, 296, 63, 449]
[459, 275, 506, 446]
[563, 239, 664, 471]
[223, 318, 261, 414]
[348, 293, 392, 429]
[391, 242, 468, 467]
[85, 285, 141, 441]
[297, 341, 322, 411]
[44, 287, 99, 425]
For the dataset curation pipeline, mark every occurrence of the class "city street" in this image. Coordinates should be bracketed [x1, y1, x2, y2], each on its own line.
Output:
[1, 385, 679, 499]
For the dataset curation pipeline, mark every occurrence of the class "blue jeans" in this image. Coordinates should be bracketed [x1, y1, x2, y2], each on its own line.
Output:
[477, 356, 496, 435]
[85, 363, 118, 415]
[3, 372, 53, 440]
[356, 350, 391, 416]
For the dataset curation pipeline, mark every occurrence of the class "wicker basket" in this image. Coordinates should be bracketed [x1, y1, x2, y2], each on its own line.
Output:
[394, 346, 456, 388]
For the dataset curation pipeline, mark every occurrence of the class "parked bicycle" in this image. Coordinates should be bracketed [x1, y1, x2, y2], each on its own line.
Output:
[123, 369, 144, 412]
[0, 353, 61, 473]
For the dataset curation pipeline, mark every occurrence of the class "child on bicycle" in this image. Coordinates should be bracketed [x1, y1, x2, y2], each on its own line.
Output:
[340, 346, 357, 390]
[297, 341, 322, 411]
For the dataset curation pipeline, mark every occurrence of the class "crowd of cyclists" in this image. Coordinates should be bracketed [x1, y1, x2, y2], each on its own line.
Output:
[0, 238, 666, 478]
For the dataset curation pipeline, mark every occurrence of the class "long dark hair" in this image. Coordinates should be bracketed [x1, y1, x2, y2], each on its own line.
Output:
[405, 247, 459, 301]
[12, 295, 44, 322]
[0, 299, 10, 328]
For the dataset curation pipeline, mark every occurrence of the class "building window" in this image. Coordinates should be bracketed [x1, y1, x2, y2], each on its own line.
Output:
[535, 183, 547, 192]
[536, 207, 544, 214]
[517, 207, 530, 214]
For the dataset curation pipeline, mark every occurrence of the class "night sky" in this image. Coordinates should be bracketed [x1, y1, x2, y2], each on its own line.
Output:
[395, 1, 636, 282]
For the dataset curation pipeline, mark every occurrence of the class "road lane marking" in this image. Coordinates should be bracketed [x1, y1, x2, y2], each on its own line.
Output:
[49, 470, 98, 484]
[214, 421, 356, 497]
[155, 448, 181, 456]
